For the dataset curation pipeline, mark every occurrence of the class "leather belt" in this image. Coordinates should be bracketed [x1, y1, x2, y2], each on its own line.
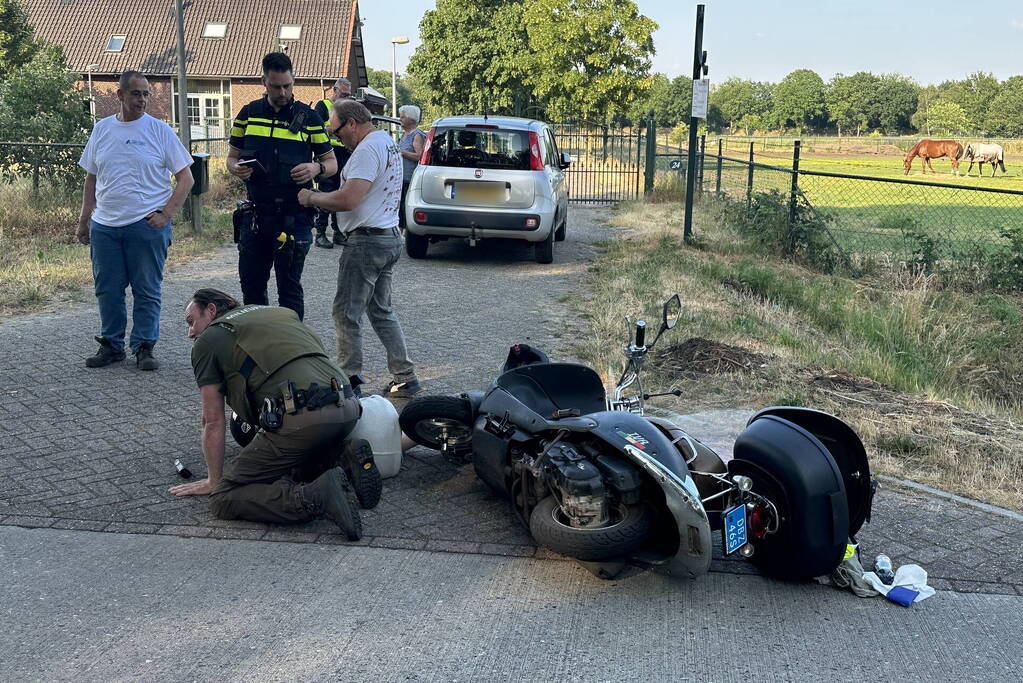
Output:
[350, 226, 398, 236]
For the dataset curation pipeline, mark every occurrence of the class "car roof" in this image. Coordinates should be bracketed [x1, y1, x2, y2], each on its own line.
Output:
[428, 115, 544, 132]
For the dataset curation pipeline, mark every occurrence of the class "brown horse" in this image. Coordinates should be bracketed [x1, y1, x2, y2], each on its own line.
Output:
[903, 139, 963, 176]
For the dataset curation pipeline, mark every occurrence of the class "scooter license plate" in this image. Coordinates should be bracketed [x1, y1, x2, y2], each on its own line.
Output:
[723, 504, 748, 555]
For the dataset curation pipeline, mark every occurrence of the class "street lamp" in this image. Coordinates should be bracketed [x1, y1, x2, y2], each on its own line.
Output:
[390, 36, 409, 117]
[86, 63, 100, 120]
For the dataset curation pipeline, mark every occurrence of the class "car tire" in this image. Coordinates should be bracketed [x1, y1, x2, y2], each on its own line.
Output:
[554, 210, 567, 242]
[535, 225, 555, 264]
[529, 496, 651, 562]
[405, 232, 429, 259]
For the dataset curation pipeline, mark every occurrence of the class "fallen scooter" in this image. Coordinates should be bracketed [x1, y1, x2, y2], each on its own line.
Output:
[400, 295, 876, 580]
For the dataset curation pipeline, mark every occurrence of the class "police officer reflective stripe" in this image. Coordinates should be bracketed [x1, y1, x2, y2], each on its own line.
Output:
[321, 98, 344, 148]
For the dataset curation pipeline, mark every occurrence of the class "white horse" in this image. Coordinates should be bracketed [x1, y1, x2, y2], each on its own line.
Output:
[962, 143, 1007, 177]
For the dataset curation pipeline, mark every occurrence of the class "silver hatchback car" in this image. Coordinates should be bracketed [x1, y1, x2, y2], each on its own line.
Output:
[404, 115, 571, 263]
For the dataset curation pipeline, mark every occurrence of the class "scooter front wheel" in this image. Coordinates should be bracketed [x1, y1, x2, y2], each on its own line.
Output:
[529, 496, 651, 562]
[398, 395, 474, 456]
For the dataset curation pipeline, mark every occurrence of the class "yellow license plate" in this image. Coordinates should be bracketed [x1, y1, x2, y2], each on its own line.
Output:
[454, 183, 503, 202]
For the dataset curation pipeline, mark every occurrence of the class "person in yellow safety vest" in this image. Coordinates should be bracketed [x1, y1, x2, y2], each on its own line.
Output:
[313, 78, 355, 249]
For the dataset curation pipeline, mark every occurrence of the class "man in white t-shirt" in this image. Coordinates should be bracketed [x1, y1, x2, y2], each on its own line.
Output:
[76, 70, 194, 371]
[298, 100, 420, 398]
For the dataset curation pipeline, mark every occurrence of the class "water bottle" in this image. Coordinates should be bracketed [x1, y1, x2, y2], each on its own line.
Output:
[874, 554, 895, 585]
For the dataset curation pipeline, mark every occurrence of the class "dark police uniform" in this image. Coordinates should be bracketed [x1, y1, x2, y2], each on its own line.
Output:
[192, 304, 361, 523]
[229, 97, 331, 319]
[313, 98, 352, 243]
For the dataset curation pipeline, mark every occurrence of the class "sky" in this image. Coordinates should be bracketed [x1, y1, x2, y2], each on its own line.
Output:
[358, 0, 1023, 86]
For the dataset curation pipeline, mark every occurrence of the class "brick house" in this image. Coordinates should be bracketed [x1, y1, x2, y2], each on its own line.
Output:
[24, 0, 373, 136]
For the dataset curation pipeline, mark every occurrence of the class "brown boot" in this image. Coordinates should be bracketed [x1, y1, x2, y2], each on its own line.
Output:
[301, 468, 362, 541]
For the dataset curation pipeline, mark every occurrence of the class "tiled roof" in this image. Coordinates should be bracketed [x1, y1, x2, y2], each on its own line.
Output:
[25, 0, 361, 79]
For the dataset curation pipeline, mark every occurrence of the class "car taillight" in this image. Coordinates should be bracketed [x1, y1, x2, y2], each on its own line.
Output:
[420, 126, 437, 165]
[525, 217, 539, 229]
[414, 210, 427, 223]
[528, 132, 544, 171]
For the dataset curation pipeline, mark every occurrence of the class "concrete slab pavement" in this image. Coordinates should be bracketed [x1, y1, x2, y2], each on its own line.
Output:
[2, 525, 1020, 682]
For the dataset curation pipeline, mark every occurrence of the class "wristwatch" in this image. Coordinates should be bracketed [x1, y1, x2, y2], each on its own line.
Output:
[317, 161, 326, 178]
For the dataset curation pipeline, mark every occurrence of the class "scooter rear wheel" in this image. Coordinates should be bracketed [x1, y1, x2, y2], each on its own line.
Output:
[399, 395, 474, 456]
[529, 496, 651, 562]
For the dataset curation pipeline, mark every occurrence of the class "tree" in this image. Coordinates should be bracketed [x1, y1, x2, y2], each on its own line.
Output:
[664, 75, 693, 125]
[366, 67, 417, 110]
[712, 78, 773, 134]
[626, 72, 671, 127]
[825, 72, 877, 136]
[983, 76, 1023, 137]
[772, 69, 826, 132]
[923, 100, 971, 136]
[0, 44, 91, 188]
[871, 73, 918, 133]
[0, 0, 39, 80]
[936, 72, 999, 132]
[407, 0, 530, 116]
[911, 84, 941, 134]
[520, 0, 657, 121]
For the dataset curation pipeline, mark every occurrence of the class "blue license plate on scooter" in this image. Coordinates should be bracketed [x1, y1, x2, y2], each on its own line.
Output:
[723, 504, 748, 555]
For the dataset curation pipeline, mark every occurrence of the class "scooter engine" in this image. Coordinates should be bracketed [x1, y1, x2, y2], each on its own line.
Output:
[546, 443, 610, 529]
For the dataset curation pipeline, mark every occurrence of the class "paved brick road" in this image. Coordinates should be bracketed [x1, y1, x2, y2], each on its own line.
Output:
[1, 207, 1020, 595]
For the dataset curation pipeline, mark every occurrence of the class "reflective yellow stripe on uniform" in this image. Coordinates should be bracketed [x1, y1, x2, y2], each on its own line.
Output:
[242, 124, 309, 142]
[231, 126, 245, 137]
[309, 133, 328, 144]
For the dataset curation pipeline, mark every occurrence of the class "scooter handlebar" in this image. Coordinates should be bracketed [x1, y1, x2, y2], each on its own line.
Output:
[635, 320, 647, 348]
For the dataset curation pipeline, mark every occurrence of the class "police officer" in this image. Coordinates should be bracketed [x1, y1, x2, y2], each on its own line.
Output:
[226, 52, 336, 320]
[313, 77, 354, 249]
[171, 288, 382, 541]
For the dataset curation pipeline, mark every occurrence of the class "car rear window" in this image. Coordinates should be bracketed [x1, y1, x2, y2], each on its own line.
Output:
[426, 127, 531, 170]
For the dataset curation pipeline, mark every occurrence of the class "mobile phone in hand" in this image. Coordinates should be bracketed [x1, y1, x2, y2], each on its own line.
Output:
[237, 158, 266, 173]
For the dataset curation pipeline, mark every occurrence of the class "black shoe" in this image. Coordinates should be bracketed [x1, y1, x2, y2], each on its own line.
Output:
[332, 231, 345, 246]
[136, 341, 159, 371]
[302, 468, 363, 540]
[85, 336, 126, 368]
[340, 438, 382, 509]
[315, 233, 333, 249]
[385, 379, 422, 399]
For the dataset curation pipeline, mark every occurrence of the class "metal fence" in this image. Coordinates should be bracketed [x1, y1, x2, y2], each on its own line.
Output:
[658, 138, 1023, 269]
[550, 122, 646, 204]
[710, 135, 1023, 157]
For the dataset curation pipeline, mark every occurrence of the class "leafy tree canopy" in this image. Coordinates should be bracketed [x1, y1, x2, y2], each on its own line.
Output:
[923, 100, 971, 136]
[520, 0, 657, 121]
[772, 69, 826, 132]
[712, 78, 773, 134]
[0, 0, 38, 80]
[983, 76, 1023, 137]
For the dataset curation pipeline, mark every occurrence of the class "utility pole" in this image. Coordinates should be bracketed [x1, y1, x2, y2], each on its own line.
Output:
[683, 4, 707, 242]
[175, 0, 194, 227]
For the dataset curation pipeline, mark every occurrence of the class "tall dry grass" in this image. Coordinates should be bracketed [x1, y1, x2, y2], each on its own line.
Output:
[582, 198, 1023, 509]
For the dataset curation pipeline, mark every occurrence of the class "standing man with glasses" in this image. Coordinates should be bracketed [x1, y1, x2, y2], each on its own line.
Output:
[76, 70, 194, 371]
[297, 100, 421, 399]
[226, 52, 336, 320]
[313, 78, 354, 249]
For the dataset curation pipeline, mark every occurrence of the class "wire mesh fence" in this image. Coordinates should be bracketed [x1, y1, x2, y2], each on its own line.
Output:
[676, 140, 1023, 274]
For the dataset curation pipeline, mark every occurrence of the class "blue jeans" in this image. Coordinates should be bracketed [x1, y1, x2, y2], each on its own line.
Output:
[90, 218, 171, 353]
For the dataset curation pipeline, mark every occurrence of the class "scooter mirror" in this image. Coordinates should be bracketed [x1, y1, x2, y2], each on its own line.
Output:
[662, 294, 682, 330]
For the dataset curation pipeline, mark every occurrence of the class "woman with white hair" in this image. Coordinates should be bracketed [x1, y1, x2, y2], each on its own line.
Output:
[396, 104, 427, 229]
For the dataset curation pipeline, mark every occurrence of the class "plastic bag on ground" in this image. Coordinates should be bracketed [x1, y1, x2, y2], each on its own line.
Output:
[862, 564, 936, 606]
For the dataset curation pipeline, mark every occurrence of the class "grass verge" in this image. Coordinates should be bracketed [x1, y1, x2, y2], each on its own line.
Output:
[575, 196, 1023, 510]
[0, 165, 240, 316]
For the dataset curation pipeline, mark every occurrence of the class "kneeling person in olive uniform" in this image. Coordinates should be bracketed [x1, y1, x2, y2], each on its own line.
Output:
[171, 288, 381, 540]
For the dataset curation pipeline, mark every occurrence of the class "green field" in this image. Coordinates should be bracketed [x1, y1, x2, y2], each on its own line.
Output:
[708, 151, 1023, 260]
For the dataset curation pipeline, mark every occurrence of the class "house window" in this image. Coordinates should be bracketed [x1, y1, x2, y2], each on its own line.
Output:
[279, 25, 302, 40]
[202, 22, 227, 39]
[105, 35, 126, 52]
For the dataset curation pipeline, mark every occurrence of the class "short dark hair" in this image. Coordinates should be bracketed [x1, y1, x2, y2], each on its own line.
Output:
[191, 288, 240, 318]
[262, 52, 293, 75]
[118, 70, 147, 89]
